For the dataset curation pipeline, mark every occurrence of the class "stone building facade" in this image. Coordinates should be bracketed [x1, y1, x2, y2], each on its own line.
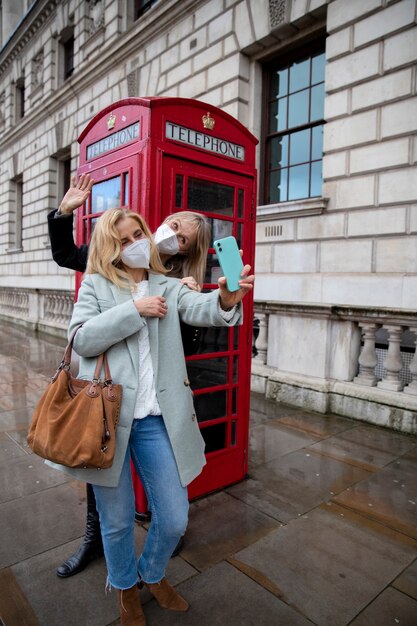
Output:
[0, 0, 416, 432]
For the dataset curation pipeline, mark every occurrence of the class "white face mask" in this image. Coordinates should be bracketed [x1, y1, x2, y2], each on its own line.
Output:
[154, 223, 180, 255]
[120, 238, 150, 269]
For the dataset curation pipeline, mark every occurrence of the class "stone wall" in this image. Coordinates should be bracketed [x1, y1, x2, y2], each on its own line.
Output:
[254, 0, 417, 309]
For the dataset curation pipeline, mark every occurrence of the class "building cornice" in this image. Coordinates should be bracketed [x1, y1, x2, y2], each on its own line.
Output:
[0, 0, 60, 76]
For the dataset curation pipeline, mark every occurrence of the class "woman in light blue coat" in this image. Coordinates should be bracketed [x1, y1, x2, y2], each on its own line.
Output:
[52, 207, 254, 626]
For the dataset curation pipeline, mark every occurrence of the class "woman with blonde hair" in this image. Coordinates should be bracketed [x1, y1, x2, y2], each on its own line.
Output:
[48, 175, 211, 578]
[49, 206, 254, 625]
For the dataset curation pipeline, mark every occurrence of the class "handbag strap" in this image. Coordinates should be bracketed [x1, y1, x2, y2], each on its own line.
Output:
[52, 324, 114, 384]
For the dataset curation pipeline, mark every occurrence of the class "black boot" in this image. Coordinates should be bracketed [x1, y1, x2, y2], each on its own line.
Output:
[56, 483, 104, 578]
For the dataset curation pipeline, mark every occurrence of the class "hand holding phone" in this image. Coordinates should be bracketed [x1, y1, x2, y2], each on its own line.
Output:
[213, 236, 244, 292]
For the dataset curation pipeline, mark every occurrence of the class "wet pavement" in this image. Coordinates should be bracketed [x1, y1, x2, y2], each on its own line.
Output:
[0, 321, 416, 626]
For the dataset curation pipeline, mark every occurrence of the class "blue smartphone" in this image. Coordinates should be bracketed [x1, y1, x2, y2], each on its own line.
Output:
[213, 236, 244, 292]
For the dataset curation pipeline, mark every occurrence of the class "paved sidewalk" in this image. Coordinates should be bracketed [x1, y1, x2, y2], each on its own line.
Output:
[0, 321, 416, 626]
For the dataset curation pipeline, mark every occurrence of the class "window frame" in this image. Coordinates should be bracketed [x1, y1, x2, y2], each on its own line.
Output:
[262, 40, 326, 207]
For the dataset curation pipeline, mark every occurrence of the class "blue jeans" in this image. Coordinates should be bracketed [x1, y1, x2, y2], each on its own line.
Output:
[93, 415, 189, 589]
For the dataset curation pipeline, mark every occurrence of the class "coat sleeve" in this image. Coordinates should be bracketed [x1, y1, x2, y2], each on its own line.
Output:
[177, 285, 242, 327]
[69, 276, 145, 357]
[47, 209, 89, 272]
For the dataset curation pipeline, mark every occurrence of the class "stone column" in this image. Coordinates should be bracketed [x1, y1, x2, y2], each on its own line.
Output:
[253, 312, 268, 365]
[353, 323, 378, 386]
[377, 325, 404, 392]
[403, 328, 417, 396]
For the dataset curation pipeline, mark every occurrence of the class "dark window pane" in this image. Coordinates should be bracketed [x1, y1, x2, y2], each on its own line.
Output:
[268, 101, 278, 133]
[310, 84, 325, 122]
[207, 219, 233, 250]
[232, 357, 238, 383]
[269, 99, 287, 133]
[188, 178, 234, 216]
[312, 52, 325, 84]
[237, 189, 244, 218]
[232, 388, 237, 413]
[123, 173, 129, 205]
[194, 390, 227, 421]
[269, 168, 288, 203]
[236, 223, 243, 249]
[91, 176, 121, 213]
[135, 0, 158, 19]
[201, 422, 227, 453]
[271, 68, 288, 98]
[311, 125, 324, 160]
[64, 37, 74, 80]
[289, 129, 310, 165]
[192, 326, 230, 354]
[288, 90, 309, 128]
[175, 175, 183, 207]
[289, 58, 310, 93]
[270, 135, 289, 168]
[205, 252, 222, 284]
[187, 357, 228, 390]
[310, 161, 322, 197]
[288, 164, 310, 200]
[231, 420, 237, 446]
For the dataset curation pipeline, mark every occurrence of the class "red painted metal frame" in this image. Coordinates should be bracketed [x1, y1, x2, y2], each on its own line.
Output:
[76, 97, 258, 502]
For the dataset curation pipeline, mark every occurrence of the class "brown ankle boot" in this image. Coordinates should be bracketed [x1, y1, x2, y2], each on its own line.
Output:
[118, 585, 146, 626]
[145, 577, 189, 612]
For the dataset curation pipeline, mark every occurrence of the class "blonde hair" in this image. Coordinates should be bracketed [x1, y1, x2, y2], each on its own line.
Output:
[86, 208, 167, 288]
[164, 211, 211, 286]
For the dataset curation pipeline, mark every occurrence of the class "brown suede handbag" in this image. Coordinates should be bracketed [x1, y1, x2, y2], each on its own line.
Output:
[27, 326, 122, 469]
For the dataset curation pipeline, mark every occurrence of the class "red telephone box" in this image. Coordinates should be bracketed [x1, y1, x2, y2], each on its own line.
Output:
[76, 97, 258, 508]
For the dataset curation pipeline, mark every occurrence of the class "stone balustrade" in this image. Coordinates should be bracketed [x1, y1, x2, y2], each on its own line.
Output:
[252, 302, 417, 434]
[0, 287, 73, 338]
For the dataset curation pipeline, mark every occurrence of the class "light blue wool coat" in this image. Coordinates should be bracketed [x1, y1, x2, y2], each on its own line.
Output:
[48, 272, 241, 488]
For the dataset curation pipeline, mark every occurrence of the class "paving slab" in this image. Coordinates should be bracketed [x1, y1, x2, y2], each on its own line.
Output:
[332, 451, 417, 540]
[143, 560, 313, 626]
[0, 481, 87, 568]
[232, 502, 417, 626]
[0, 406, 37, 432]
[248, 420, 321, 468]
[0, 567, 39, 626]
[179, 491, 280, 571]
[5, 426, 34, 454]
[392, 558, 417, 600]
[0, 431, 28, 463]
[308, 424, 417, 472]
[0, 454, 71, 504]
[228, 448, 370, 522]
[349, 586, 417, 626]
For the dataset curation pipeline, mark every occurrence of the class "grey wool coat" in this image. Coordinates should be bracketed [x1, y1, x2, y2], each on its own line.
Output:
[48, 272, 241, 488]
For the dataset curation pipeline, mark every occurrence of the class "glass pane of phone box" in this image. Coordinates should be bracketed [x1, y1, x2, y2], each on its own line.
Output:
[189, 326, 238, 354]
[187, 356, 228, 390]
[201, 422, 227, 453]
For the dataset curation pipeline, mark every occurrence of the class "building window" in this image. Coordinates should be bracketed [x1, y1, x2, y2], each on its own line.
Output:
[135, 0, 158, 20]
[9, 175, 23, 251]
[63, 37, 74, 79]
[15, 76, 25, 120]
[59, 26, 75, 83]
[51, 150, 72, 208]
[265, 46, 325, 204]
[58, 155, 72, 202]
